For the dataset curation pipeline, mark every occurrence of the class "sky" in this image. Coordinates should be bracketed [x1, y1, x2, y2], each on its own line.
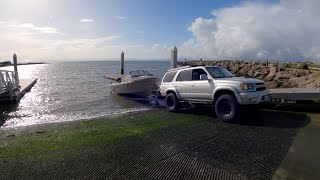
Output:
[0, 0, 320, 63]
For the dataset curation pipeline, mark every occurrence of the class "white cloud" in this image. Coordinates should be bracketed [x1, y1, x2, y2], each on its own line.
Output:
[113, 16, 126, 20]
[0, 21, 127, 61]
[179, 0, 320, 62]
[148, 44, 171, 58]
[0, 32, 124, 61]
[18, 23, 59, 34]
[0, 22, 60, 34]
[80, 18, 95, 23]
[0, 21, 169, 61]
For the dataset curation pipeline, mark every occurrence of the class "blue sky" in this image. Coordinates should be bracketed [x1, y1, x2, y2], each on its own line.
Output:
[0, 0, 320, 62]
[0, 0, 237, 42]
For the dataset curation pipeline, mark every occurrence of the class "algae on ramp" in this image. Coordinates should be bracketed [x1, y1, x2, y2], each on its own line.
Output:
[0, 110, 207, 157]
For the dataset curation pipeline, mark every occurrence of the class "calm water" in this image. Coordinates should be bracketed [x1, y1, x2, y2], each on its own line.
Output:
[0, 61, 169, 128]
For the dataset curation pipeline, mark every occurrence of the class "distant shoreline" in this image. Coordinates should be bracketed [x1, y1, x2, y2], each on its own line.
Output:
[0, 62, 47, 67]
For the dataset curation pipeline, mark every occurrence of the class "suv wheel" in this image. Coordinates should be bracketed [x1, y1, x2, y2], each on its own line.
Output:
[166, 93, 179, 112]
[215, 94, 239, 122]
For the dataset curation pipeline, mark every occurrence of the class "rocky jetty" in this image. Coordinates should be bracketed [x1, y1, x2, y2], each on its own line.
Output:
[178, 60, 320, 88]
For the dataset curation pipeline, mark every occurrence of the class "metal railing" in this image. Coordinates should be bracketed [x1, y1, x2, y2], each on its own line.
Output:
[0, 70, 19, 95]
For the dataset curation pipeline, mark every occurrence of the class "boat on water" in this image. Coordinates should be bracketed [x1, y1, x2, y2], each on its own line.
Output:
[109, 70, 160, 97]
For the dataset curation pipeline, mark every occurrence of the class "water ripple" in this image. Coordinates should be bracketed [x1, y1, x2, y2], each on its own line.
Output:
[0, 61, 169, 128]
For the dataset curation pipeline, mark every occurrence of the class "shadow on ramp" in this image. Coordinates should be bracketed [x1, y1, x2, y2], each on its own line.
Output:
[0, 103, 18, 127]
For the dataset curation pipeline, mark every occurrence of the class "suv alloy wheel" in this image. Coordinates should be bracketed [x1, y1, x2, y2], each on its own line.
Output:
[215, 94, 239, 122]
[166, 93, 179, 112]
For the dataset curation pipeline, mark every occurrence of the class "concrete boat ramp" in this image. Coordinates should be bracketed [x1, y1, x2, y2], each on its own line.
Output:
[1, 110, 319, 179]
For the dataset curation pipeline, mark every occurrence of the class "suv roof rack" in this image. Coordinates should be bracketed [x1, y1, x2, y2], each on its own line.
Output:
[168, 65, 190, 72]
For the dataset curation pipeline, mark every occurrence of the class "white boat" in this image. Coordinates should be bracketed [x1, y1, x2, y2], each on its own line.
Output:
[109, 70, 160, 97]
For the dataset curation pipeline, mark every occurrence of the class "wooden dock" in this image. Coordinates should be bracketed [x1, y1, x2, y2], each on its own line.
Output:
[0, 54, 38, 102]
[0, 78, 38, 102]
[270, 88, 320, 100]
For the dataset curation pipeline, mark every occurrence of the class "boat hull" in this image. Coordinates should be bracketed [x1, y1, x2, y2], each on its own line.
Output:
[109, 77, 159, 97]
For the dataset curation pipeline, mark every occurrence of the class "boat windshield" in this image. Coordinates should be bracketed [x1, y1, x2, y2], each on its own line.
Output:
[128, 70, 151, 76]
[122, 70, 152, 79]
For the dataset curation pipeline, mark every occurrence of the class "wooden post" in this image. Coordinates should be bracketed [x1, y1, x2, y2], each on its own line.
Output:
[13, 53, 19, 87]
[8, 82, 13, 101]
[120, 51, 124, 75]
[13, 53, 17, 72]
[170, 46, 177, 69]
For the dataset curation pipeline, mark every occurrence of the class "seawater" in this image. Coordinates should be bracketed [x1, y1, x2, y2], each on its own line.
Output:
[0, 61, 169, 128]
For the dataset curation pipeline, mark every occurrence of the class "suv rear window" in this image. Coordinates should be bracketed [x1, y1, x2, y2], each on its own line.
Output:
[176, 70, 192, 81]
[163, 71, 177, 82]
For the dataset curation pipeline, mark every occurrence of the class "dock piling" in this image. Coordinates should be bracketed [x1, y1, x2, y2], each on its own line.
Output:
[8, 82, 13, 101]
[170, 46, 177, 69]
[120, 52, 124, 75]
[13, 53, 19, 86]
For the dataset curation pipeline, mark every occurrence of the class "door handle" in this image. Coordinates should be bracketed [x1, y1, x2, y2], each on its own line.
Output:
[191, 84, 195, 87]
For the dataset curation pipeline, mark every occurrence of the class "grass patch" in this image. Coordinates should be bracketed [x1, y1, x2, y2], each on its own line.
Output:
[0, 110, 206, 157]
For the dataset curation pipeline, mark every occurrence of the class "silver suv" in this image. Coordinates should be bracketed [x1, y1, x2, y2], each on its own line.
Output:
[160, 66, 271, 122]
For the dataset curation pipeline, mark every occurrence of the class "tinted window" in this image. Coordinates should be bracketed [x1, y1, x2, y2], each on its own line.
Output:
[176, 70, 192, 81]
[163, 71, 177, 82]
[206, 67, 234, 78]
[192, 69, 207, 81]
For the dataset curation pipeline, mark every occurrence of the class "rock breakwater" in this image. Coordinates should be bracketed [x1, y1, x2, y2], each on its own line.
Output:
[178, 60, 320, 88]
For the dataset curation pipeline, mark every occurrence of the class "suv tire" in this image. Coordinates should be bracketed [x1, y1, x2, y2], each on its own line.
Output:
[166, 93, 179, 112]
[215, 94, 239, 122]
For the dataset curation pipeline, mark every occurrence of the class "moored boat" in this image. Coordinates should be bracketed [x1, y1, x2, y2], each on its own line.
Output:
[109, 70, 160, 97]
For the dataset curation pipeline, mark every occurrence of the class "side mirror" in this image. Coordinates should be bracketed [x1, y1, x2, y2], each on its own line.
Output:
[200, 74, 208, 80]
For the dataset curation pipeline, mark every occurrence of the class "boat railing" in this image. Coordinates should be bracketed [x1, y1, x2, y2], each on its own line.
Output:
[0, 70, 19, 95]
[128, 70, 151, 75]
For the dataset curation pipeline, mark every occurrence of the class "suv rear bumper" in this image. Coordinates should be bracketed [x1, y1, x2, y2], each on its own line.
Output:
[237, 91, 272, 105]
